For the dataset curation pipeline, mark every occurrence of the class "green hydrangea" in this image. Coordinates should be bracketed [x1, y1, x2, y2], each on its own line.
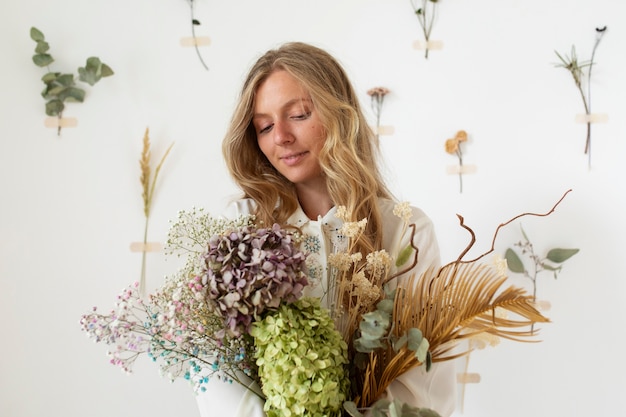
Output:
[251, 297, 350, 417]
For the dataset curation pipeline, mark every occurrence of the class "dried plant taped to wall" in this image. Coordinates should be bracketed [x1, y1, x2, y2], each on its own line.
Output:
[505, 225, 579, 332]
[138, 127, 174, 295]
[367, 87, 390, 143]
[184, 0, 210, 70]
[554, 26, 607, 169]
[29, 27, 114, 136]
[445, 130, 470, 193]
[410, 0, 441, 59]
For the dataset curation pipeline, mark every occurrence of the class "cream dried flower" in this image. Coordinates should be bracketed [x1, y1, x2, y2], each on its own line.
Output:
[335, 205, 350, 222]
[491, 254, 508, 278]
[340, 218, 367, 238]
[365, 250, 392, 283]
[393, 202, 412, 223]
[329, 252, 354, 272]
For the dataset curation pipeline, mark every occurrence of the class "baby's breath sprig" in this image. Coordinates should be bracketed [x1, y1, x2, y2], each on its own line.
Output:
[554, 26, 607, 169]
[138, 127, 174, 295]
[410, 0, 440, 59]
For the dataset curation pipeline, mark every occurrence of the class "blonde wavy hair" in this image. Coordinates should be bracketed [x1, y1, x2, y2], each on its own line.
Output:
[223, 42, 393, 254]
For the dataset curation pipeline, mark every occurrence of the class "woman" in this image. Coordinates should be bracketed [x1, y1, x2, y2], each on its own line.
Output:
[196, 42, 456, 417]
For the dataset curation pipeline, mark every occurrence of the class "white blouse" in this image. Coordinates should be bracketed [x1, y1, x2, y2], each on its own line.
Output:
[195, 198, 456, 417]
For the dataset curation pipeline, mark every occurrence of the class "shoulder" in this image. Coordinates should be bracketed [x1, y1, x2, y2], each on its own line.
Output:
[223, 198, 257, 218]
[378, 198, 434, 230]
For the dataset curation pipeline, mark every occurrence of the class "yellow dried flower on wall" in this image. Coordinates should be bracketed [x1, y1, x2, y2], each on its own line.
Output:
[444, 130, 470, 193]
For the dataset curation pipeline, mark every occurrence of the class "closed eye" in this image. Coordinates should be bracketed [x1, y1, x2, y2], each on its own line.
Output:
[291, 111, 311, 120]
[258, 124, 273, 134]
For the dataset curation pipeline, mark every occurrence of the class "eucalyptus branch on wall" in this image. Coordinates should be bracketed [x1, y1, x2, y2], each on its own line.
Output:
[410, 0, 441, 58]
[138, 127, 174, 295]
[185, 0, 209, 70]
[29, 27, 114, 136]
[505, 225, 579, 332]
[554, 26, 607, 169]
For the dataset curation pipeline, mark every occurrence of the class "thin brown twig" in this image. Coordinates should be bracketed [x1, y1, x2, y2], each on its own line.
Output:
[443, 189, 572, 269]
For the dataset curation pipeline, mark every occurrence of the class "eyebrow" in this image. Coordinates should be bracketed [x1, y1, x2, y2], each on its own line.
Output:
[252, 97, 313, 120]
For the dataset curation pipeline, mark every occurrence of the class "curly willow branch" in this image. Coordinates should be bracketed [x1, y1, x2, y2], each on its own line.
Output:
[444, 189, 572, 269]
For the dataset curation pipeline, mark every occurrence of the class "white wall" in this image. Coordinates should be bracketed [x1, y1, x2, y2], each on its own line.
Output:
[1, 1, 624, 416]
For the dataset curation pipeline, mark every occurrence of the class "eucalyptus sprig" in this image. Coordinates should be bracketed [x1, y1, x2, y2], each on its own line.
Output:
[345, 398, 441, 417]
[554, 26, 607, 168]
[410, 0, 440, 59]
[30, 27, 114, 135]
[505, 224, 579, 331]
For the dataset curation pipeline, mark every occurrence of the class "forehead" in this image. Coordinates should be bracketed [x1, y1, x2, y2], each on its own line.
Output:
[253, 70, 311, 112]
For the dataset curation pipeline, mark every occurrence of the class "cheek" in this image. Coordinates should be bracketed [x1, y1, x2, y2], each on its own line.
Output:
[256, 136, 272, 158]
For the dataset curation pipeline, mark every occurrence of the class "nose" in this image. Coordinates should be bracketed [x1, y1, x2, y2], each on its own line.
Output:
[272, 121, 294, 145]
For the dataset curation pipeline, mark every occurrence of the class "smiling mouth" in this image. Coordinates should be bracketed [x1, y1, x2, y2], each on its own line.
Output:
[280, 151, 308, 164]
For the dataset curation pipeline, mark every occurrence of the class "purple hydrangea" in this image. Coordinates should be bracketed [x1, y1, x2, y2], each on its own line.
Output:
[199, 223, 308, 338]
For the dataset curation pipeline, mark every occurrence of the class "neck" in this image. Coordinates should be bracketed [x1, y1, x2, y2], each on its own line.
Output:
[296, 182, 333, 220]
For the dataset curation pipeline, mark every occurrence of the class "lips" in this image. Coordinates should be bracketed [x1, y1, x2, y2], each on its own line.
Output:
[280, 151, 308, 166]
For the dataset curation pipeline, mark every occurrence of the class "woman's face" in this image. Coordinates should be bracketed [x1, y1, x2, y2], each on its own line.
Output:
[252, 70, 326, 189]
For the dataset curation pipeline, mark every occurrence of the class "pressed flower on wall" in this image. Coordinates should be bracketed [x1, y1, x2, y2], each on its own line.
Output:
[504, 224, 579, 332]
[29, 27, 114, 135]
[138, 127, 174, 295]
[554, 26, 607, 169]
[410, 0, 441, 59]
[184, 0, 209, 70]
[444, 130, 469, 193]
[367, 87, 390, 142]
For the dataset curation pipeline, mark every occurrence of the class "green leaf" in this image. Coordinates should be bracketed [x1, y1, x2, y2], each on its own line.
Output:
[393, 334, 408, 352]
[35, 41, 49, 54]
[540, 263, 561, 272]
[416, 408, 442, 417]
[42, 72, 60, 83]
[85, 56, 102, 71]
[30, 27, 45, 42]
[78, 66, 99, 86]
[59, 87, 85, 102]
[376, 299, 394, 314]
[408, 328, 429, 362]
[100, 63, 114, 77]
[46, 85, 67, 97]
[33, 54, 54, 67]
[396, 244, 414, 267]
[45, 99, 64, 116]
[546, 248, 579, 263]
[505, 248, 525, 273]
[520, 224, 530, 243]
[343, 401, 363, 417]
[56, 73, 75, 87]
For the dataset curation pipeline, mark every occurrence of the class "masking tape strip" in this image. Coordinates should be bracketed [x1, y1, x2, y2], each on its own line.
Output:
[412, 40, 444, 51]
[375, 125, 395, 136]
[44, 117, 78, 128]
[533, 300, 551, 311]
[575, 113, 608, 123]
[130, 242, 164, 253]
[446, 164, 477, 175]
[457, 373, 481, 384]
[180, 36, 211, 47]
